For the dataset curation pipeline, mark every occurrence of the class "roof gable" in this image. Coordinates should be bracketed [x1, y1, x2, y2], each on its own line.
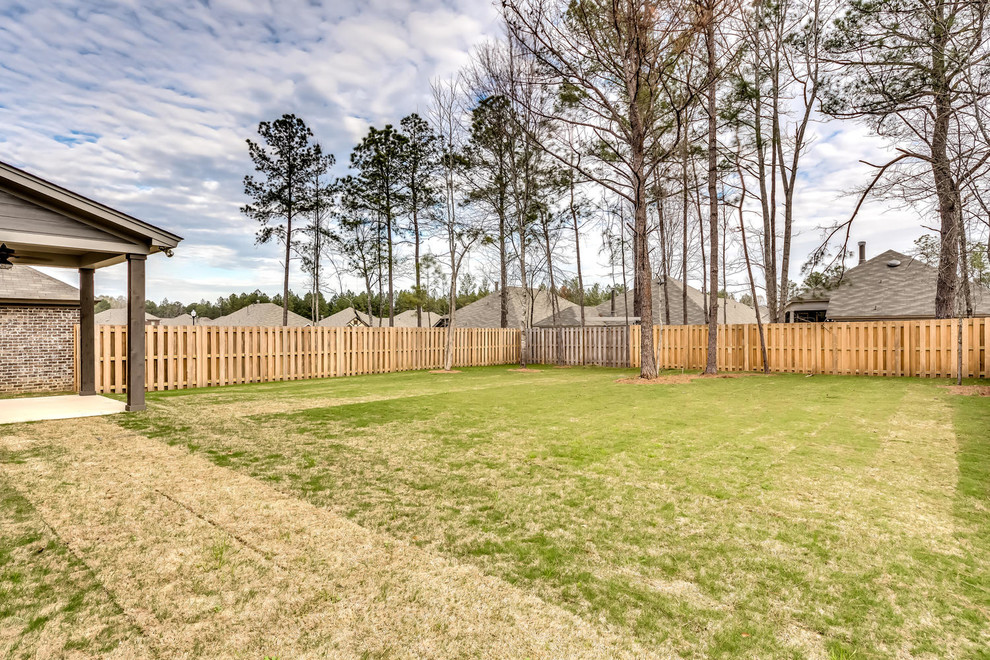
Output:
[0, 160, 182, 269]
[318, 307, 379, 327]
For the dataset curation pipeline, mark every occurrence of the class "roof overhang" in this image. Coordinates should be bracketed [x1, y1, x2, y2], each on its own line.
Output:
[0, 160, 182, 269]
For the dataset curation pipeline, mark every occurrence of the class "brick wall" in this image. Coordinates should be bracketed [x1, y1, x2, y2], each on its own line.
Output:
[0, 303, 79, 394]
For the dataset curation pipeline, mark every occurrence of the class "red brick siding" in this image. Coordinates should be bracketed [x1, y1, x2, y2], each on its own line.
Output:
[0, 303, 79, 394]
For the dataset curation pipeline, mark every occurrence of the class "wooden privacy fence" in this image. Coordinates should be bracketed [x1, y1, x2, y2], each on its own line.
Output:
[76, 325, 520, 393]
[530, 318, 990, 378]
[74, 318, 989, 393]
[527, 327, 632, 367]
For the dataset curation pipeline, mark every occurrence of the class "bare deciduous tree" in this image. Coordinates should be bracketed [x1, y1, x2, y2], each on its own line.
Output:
[502, 0, 699, 378]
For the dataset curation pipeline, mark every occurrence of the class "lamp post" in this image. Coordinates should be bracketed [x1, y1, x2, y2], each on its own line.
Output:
[190, 309, 197, 326]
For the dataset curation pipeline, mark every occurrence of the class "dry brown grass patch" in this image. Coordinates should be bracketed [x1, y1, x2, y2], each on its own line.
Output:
[0, 418, 657, 659]
[508, 368, 543, 373]
[615, 372, 751, 385]
[944, 384, 990, 396]
[429, 369, 462, 374]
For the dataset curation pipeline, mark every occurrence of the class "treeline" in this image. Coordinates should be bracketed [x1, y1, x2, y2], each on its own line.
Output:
[241, 0, 989, 374]
[97, 280, 497, 322]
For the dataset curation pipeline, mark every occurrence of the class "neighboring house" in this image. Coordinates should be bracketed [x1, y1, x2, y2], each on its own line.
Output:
[532, 304, 631, 327]
[211, 302, 311, 327]
[442, 287, 577, 328]
[593, 277, 763, 326]
[0, 265, 79, 393]
[94, 308, 161, 325]
[392, 309, 444, 328]
[783, 288, 830, 323]
[159, 313, 211, 326]
[320, 307, 443, 328]
[318, 307, 379, 328]
[783, 244, 990, 322]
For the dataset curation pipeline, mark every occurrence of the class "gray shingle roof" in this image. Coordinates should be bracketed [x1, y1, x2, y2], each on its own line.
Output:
[826, 249, 990, 319]
[318, 307, 379, 327]
[448, 287, 577, 328]
[392, 309, 445, 327]
[159, 313, 212, 326]
[211, 303, 311, 327]
[0, 265, 79, 304]
[593, 278, 762, 325]
[94, 308, 160, 325]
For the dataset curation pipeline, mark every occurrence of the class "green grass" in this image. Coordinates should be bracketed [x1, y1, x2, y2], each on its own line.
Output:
[111, 366, 990, 658]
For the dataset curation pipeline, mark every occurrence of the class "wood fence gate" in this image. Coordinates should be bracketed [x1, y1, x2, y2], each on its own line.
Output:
[526, 326, 631, 367]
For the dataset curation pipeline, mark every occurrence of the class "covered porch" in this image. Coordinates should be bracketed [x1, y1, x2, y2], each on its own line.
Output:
[0, 394, 126, 425]
[0, 160, 182, 412]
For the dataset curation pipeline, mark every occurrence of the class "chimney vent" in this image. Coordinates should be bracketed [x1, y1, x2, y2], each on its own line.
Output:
[858, 241, 866, 265]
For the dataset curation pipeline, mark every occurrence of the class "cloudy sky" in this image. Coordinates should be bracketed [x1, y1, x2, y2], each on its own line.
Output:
[1, 0, 925, 303]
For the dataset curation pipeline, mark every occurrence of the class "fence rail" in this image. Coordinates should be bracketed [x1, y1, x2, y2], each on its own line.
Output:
[530, 318, 990, 378]
[75, 325, 519, 393]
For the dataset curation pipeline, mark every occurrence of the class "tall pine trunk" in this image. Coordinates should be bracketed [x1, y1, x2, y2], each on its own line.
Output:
[283, 211, 291, 327]
[931, 0, 960, 318]
[681, 135, 690, 324]
[704, 11, 719, 375]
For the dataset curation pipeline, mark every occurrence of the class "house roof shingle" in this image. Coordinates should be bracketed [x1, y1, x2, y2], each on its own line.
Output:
[392, 309, 445, 327]
[159, 313, 212, 326]
[826, 249, 990, 320]
[94, 308, 160, 325]
[0, 265, 79, 304]
[211, 303, 311, 327]
[593, 278, 762, 325]
[318, 307, 380, 327]
[449, 287, 577, 328]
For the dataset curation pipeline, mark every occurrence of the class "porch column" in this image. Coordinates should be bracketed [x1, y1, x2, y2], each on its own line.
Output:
[126, 254, 146, 412]
[78, 267, 96, 396]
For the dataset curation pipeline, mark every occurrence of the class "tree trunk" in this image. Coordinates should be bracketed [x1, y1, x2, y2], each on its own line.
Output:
[283, 211, 291, 327]
[364, 274, 374, 323]
[695, 176, 708, 323]
[753, 26, 779, 323]
[682, 135, 689, 324]
[736, 152, 770, 373]
[500, 212, 509, 328]
[414, 205, 422, 327]
[959, 227, 973, 316]
[570, 174, 586, 363]
[518, 211, 529, 368]
[655, 179, 672, 325]
[629, 103, 658, 379]
[704, 12, 719, 375]
[386, 209, 395, 326]
[931, 0, 960, 319]
[445, 277, 457, 371]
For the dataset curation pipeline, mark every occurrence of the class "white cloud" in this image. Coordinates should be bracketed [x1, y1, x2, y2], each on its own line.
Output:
[2, 0, 931, 304]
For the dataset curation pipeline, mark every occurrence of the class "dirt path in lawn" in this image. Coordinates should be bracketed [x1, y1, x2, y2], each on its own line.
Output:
[0, 417, 657, 660]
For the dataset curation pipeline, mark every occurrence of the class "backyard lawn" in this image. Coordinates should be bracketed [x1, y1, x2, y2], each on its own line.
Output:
[2, 367, 988, 658]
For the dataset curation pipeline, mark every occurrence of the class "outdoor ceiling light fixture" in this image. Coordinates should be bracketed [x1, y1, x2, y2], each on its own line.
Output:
[0, 243, 14, 270]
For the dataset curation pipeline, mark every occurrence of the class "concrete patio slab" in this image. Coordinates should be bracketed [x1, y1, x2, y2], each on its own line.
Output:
[0, 395, 126, 425]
